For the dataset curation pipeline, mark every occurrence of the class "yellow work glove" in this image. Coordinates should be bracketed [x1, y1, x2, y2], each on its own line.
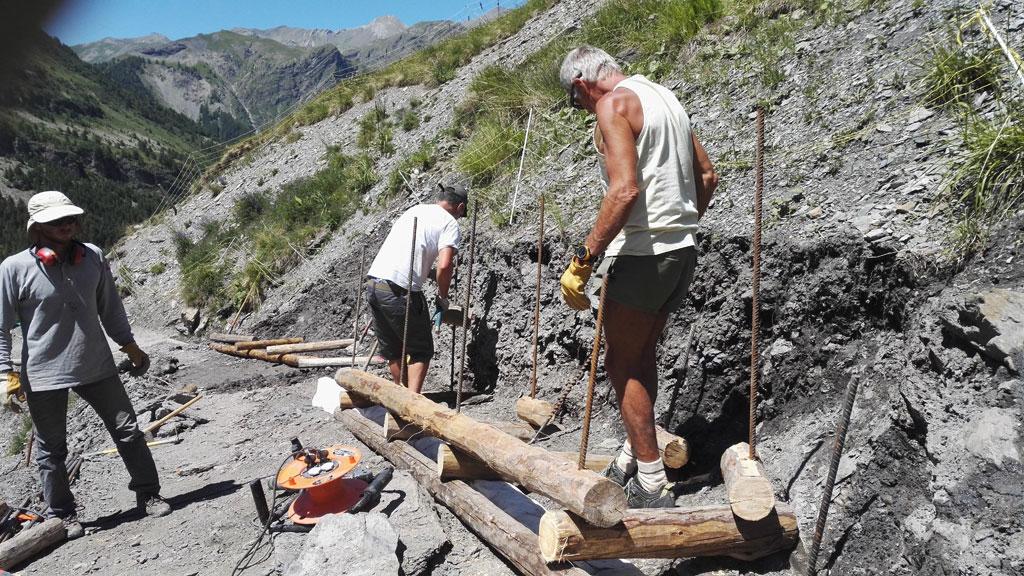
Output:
[560, 258, 593, 311]
[120, 342, 151, 377]
[3, 372, 25, 412]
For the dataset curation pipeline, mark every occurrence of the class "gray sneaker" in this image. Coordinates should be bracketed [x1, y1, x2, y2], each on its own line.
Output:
[137, 493, 172, 517]
[600, 460, 631, 487]
[62, 514, 84, 539]
[624, 477, 676, 509]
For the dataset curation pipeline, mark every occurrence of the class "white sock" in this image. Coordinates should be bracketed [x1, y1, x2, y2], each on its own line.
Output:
[615, 439, 637, 475]
[637, 458, 667, 492]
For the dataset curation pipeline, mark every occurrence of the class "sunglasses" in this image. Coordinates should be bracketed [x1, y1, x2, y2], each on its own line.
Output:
[42, 216, 79, 227]
[567, 73, 584, 110]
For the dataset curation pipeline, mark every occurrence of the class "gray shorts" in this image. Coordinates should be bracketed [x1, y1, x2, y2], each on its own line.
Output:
[366, 278, 434, 363]
[596, 246, 697, 314]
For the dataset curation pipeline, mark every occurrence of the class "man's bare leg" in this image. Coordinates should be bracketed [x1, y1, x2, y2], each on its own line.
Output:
[388, 360, 403, 386]
[406, 361, 429, 394]
[603, 299, 668, 462]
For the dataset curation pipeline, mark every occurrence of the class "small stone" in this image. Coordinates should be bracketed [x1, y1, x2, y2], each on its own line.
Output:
[933, 489, 951, 505]
[896, 202, 916, 214]
[865, 228, 889, 242]
[876, 123, 893, 133]
[807, 206, 823, 219]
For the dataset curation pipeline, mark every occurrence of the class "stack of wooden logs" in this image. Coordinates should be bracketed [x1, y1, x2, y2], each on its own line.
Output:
[334, 369, 798, 575]
[208, 334, 383, 368]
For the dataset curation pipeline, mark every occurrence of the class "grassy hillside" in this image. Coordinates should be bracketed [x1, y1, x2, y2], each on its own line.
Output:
[0, 33, 209, 255]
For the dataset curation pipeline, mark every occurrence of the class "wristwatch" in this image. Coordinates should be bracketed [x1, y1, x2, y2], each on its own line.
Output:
[574, 245, 592, 264]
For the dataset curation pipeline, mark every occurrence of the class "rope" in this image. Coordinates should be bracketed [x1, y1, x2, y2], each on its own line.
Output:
[456, 205, 479, 412]
[806, 373, 862, 575]
[353, 245, 366, 366]
[749, 105, 765, 461]
[578, 275, 608, 470]
[400, 217, 418, 387]
[529, 193, 545, 398]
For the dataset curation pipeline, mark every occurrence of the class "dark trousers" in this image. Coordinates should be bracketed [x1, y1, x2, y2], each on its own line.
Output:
[25, 374, 160, 518]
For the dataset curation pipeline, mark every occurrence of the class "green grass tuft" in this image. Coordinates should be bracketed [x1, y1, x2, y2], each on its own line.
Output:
[924, 44, 1001, 107]
[456, 118, 524, 187]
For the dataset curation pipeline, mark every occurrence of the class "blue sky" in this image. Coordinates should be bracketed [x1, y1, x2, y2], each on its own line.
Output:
[46, 0, 523, 45]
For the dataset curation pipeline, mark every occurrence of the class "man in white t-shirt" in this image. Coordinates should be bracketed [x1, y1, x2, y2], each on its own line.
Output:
[365, 183, 467, 393]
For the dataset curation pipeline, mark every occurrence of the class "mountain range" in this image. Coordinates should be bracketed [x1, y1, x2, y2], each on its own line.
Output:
[70, 16, 471, 136]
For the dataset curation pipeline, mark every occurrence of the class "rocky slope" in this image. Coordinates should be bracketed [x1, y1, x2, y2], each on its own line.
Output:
[2, 0, 1021, 574]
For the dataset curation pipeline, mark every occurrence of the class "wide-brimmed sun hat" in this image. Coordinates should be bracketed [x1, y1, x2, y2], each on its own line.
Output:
[26, 191, 84, 231]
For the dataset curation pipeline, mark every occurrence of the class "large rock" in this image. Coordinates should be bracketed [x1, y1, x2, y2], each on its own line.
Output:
[284, 512, 399, 576]
[381, 470, 451, 576]
[941, 289, 1024, 373]
[963, 408, 1021, 469]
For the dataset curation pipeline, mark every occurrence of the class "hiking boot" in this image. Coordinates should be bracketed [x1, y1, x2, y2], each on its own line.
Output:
[62, 514, 84, 539]
[137, 493, 172, 517]
[624, 477, 676, 509]
[600, 460, 631, 487]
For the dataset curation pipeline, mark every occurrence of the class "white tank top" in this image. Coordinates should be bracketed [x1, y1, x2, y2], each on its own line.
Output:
[594, 75, 699, 257]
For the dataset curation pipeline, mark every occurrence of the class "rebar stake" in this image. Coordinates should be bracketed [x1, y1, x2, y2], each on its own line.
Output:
[750, 104, 765, 461]
[400, 217, 418, 388]
[806, 374, 862, 575]
[456, 205, 478, 412]
[530, 193, 545, 398]
[578, 275, 608, 470]
[353, 244, 366, 366]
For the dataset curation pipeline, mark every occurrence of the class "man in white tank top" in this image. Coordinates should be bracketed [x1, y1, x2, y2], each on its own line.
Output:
[558, 46, 719, 508]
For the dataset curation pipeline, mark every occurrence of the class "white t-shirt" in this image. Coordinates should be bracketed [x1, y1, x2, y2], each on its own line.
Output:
[367, 204, 460, 292]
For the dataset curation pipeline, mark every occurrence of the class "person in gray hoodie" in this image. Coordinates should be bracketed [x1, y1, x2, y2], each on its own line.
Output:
[0, 191, 171, 539]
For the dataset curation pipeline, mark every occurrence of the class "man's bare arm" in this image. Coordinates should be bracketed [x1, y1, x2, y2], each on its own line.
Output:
[692, 133, 718, 218]
[584, 94, 641, 257]
[435, 246, 456, 300]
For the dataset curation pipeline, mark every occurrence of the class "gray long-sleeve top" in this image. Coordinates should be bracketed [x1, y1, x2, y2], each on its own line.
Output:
[0, 243, 135, 392]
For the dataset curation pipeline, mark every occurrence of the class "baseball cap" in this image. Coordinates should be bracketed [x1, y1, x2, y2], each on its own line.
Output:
[438, 182, 469, 204]
[26, 191, 84, 231]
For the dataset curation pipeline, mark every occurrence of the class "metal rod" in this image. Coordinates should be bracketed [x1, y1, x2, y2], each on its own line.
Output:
[456, 205, 478, 412]
[529, 193, 545, 398]
[249, 479, 270, 525]
[362, 339, 379, 371]
[578, 275, 608, 470]
[353, 245, 366, 366]
[509, 108, 534, 222]
[23, 427, 33, 467]
[449, 325, 456, 392]
[806, 374, 862, 575]
[750, 105, 765, 461]
[400, 217, 418, 388]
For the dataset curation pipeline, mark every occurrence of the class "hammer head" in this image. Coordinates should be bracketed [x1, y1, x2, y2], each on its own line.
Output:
[441, 306, 465, 327]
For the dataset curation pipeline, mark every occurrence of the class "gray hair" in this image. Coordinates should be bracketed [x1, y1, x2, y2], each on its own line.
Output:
[559, 45, 622, 91]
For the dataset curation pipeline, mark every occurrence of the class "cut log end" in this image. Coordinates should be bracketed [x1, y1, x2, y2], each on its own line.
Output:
[720, 442, 777, 522]
[515, 396, 556, 429]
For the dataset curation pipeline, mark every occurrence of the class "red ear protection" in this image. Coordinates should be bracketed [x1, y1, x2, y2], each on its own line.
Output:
[35, 244, 86, 267]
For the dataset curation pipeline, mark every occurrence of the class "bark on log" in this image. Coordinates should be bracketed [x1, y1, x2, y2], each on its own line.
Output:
[538, 503, 798, 562]
[720, 442, 776, 521]
[265, 339, 353, 354]
[234, 337, 303, 350]
[655, 425, 689, 469]
[516, 396, 557, 429]
[0, 517, 66, 569]
[294, 355, 381, 368]
[336, 369, 626, 527]
[338, 409, 588, 576]
[384, 412, 536, 442]
[208, 332, 254, 343]
[439, 445, 612, 480]
[208, 343, 300, 367]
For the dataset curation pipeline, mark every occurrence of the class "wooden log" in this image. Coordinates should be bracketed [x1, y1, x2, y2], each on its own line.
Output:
[516, 396, 558, 429]
[655, 425, 690, 469]
[143, 394, 203, 435]
[720, 442, 776, 522]
[384, 412, 536, 442]
[337, 369, 626, 527]
[208, 332, 253, 343]
[439, 445, 612, 480]
[209, 343, 301, 367]
[338, 409, 588, 576]
[0, 517, 66, 569]
[235, 337, 303, 350]
[537, 503, 798, 563]
[339, 390, 372, 410]
[265, 339, 353, 354]
[294, 355, 382, 368]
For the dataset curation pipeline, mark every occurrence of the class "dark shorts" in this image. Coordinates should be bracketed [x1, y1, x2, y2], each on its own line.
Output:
[366, 278, 434, 363]
[596, 246, 697, 314]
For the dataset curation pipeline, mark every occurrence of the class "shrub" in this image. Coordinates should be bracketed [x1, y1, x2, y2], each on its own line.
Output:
[924, 44, 1001, 107]
[149, 262, 166, 275]
[233, 191, 270, 223]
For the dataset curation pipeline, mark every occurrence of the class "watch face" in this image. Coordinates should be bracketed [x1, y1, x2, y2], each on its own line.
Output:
[575, 246, 589, 261]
